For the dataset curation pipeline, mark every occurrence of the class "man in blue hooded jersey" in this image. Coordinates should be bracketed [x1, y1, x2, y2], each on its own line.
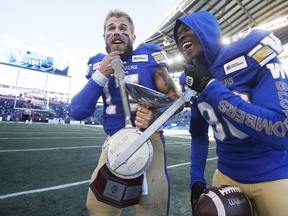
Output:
[173, 11, 288, 216]
[70, 9, 181, 216]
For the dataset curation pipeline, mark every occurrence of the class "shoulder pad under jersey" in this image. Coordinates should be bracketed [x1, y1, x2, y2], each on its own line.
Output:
[86, 53, 106, 79]
[215, 30, 283, 68]
[133, 43, 168, 68]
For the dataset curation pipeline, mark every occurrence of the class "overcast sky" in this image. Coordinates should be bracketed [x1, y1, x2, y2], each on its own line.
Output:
[0, 0, 179, 96]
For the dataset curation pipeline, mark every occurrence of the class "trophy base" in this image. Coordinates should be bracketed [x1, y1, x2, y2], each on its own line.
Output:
[90, 164, 143, 208]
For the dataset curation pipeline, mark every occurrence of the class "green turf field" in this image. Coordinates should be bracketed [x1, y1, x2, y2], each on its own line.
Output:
[0, 122, 217, 216]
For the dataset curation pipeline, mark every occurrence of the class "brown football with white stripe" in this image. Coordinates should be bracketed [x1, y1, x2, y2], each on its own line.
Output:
[194, 185, 253, 216]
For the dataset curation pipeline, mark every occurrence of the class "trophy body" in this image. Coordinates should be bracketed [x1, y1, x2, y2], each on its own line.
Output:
[90, 59, 190, 208]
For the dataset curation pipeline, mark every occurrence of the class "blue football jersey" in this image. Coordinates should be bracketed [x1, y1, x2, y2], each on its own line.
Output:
[174, 10, 288, 191]
[191, 30, 288, 184]
[70, 43, 168, 135]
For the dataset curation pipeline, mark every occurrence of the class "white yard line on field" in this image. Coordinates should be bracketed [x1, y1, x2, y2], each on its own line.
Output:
[0, 180, 90, 200]
[0, 157, 218, 200]
[0, 145, 102, 153]
[0, 143, 216, 152]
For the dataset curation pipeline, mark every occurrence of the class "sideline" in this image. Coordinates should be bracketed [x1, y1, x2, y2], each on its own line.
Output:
[0, 157, 218, 200]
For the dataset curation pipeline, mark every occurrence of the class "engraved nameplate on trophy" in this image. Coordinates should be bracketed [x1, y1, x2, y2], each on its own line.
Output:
[90, 164, 143, 208]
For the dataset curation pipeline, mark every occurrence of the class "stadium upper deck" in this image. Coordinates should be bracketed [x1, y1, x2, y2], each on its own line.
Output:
[142, 0, 288, 73]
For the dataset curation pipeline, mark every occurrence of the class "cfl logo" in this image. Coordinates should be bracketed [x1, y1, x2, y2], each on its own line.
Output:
[186, 76, 194, 87]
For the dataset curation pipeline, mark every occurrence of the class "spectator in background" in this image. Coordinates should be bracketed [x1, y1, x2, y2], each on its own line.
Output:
[179, 71, 187, 93]
[22, 105, 32, 124]
[178, 72, 191, 108]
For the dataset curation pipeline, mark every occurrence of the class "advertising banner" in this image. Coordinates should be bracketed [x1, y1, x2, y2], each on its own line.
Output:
[0, 44, 69, 75]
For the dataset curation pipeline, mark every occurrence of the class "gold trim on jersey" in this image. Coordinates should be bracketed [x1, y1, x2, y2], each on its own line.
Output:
[248, 33, 283, 67]
[152, 52, 167, 63]
[250, 46, 274, 63]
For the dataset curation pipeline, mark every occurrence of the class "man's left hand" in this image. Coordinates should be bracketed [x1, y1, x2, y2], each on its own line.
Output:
[135, 104, 155, 129]
[184, 60, 213, 93]
[191, 181, 209, 215]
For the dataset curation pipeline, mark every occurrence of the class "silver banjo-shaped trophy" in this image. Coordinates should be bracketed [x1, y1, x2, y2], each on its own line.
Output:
[125, 81, 176, 113]
[90, 59, 194, 208]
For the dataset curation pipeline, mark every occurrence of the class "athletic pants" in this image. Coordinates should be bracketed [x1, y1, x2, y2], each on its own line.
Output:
[86, 131, 170, 216]
[213, 169, 288, 216]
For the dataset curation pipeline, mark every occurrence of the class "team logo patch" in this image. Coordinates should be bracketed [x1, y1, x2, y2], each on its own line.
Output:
[132, 55, 148, 62]
[224, 56, 248, 75]
[186, 76, 194, 87]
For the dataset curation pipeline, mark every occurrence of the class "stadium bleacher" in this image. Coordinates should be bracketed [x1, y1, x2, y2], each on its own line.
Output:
[0, 94, 190, 128]
[0, 95, 70, 123]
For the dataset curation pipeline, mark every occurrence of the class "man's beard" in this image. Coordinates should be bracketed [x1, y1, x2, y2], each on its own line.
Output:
[105, 40, 133, 61]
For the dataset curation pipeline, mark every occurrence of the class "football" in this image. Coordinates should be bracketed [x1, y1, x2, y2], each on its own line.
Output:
[194, 185, 253, 216]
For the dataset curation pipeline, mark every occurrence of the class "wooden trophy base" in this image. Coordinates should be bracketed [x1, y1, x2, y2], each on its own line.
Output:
[90, 164, 143, 208]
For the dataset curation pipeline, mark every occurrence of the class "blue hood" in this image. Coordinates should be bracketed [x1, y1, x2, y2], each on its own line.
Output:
[174, 11, 222, 67]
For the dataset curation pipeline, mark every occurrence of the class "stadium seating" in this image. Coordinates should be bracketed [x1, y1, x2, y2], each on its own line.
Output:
[0, 94, 190, 128]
